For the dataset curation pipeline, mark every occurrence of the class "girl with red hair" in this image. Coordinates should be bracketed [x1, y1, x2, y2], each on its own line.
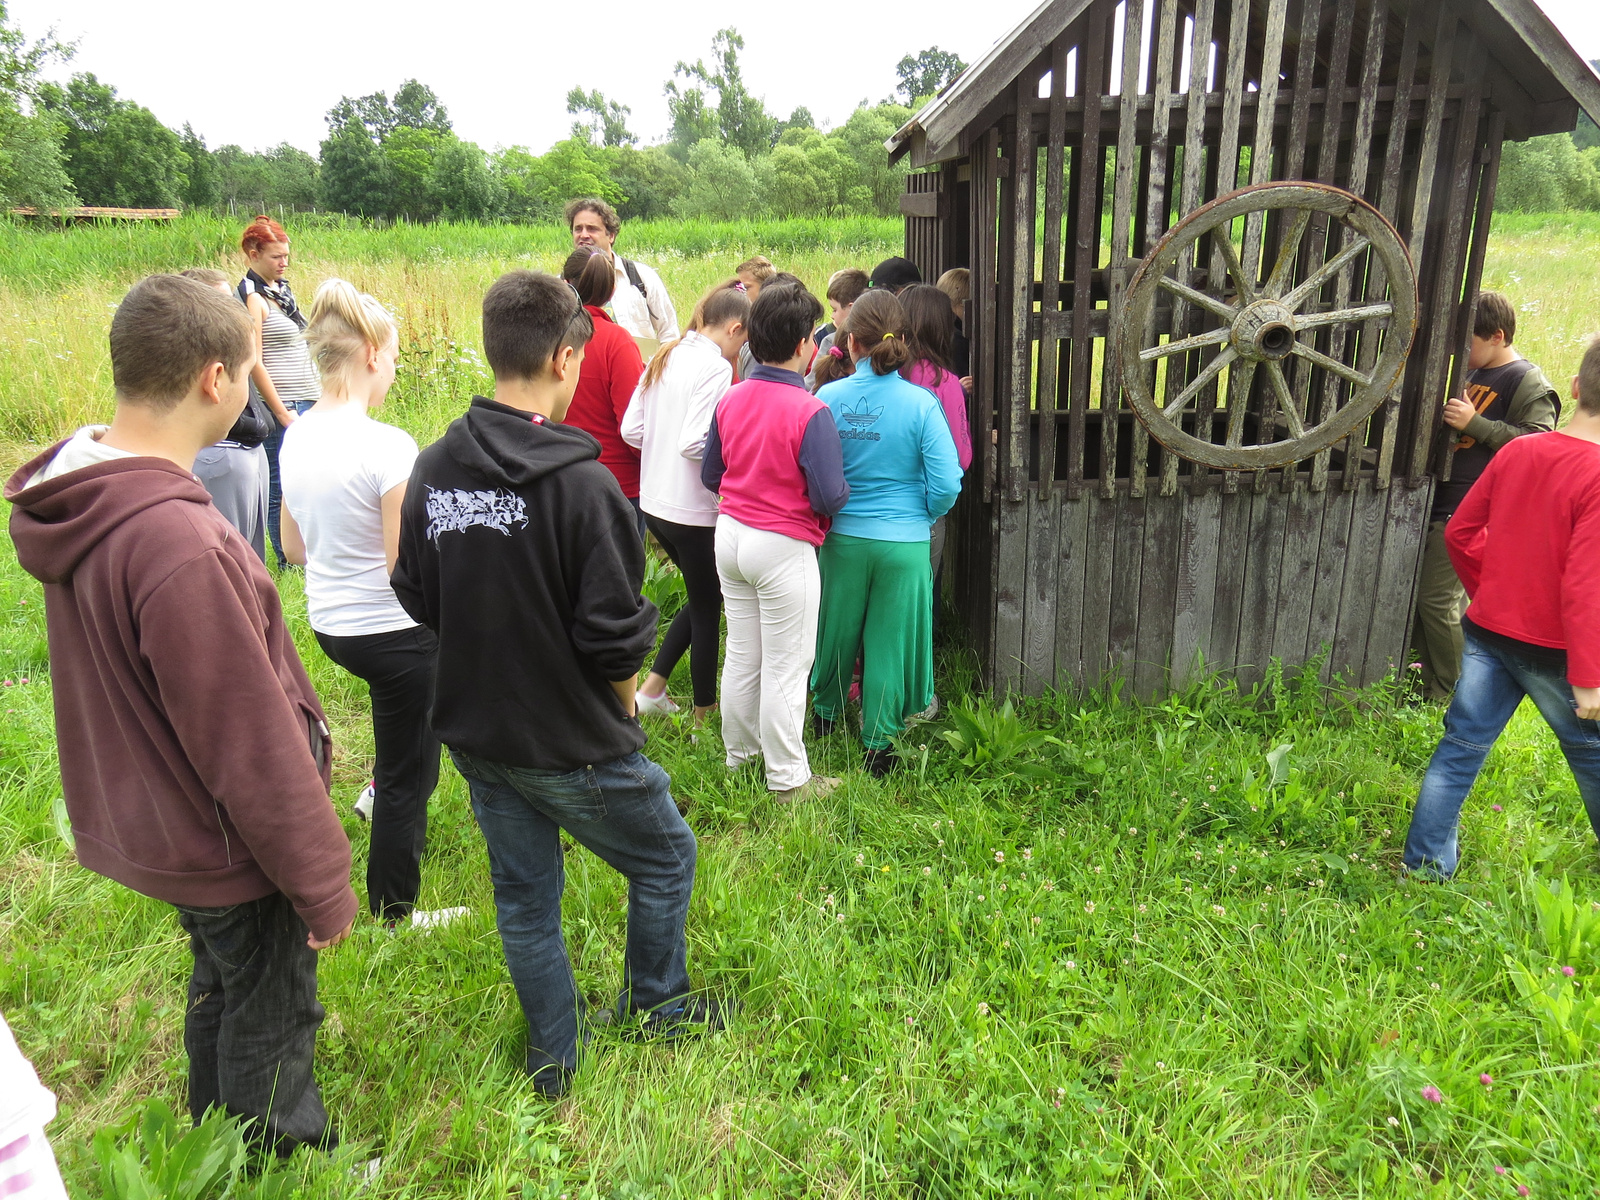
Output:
[238, 215, 321, 569]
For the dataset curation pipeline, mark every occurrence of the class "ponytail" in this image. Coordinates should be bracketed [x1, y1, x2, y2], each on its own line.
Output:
[563, 246, 617, 309]
[640, 278, 751, 391]
[304, 278, 397, 381]
[843, 289, 912, 376]
[809, 340, 853, 392]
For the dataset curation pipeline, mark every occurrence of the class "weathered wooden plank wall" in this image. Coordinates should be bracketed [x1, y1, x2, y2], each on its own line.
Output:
[918, 0, 1500, 697]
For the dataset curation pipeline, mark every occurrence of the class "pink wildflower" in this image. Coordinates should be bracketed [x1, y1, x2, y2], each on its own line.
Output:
[1494, 1166, 1507, 1176]
[1562, 966, 1576, 977]
[1480, 1073, 1493, 1087]
[1491, 804, 1503, 812]
[1419, 1085, 1444, 1104]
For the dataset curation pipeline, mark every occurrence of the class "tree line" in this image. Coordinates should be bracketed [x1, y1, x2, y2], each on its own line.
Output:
[0, 5, 966, 223]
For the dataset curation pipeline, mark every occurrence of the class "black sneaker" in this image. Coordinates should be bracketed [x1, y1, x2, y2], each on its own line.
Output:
[625, 995, 729, 1041]
[525, 1057, 571, 1099]
[811, 713, 836, 738]
[864, 748, 897, 778]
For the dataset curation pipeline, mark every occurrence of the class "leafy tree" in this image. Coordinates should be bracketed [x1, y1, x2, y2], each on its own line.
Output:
[178, 123, 216, 208]
[895, 47, 967, 105]
[832, 102, 914, 215]
[566, 87, 635, 147]
[38, 73, 188, 207]
[0, 0, 76, 210]
[262, 144, 318, 209]
[1496, 133, 1600, 213]
[610, 145, 686, 220]
[325, 91, 397, 141]
[391, 79, 451, 136]
[383, 125, 444, 220]
[494, 138, 624, 223]
[318, 118, 393, 216]
[431, 139, 501, 221]
[761, 132, 851, 217]
[667, 28, 775, 159]
[671, 137, 763, 220]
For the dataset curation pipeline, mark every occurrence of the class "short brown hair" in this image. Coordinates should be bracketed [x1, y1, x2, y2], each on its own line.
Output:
[110, 275, 254, 411]
[564, 197, 620, 238]
[826, 269, 869, 307]
[735, 256, 776, 286]
[180, 267, 230, 289]
[747, 283, 822, 366]
[482, 270, 594, 382]
[1473, 291, 1516, 345]
[1578, 336, 1600, 416]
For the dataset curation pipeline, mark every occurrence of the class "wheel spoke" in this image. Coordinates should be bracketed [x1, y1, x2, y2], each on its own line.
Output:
[1139, 326, 1232, 362]
[1264, 210, 1312, 298]
[1209, 226, 1258, 305]
[1162, 347, 1237, 419]
[1291, 341, 1373, 387]
[1281, 236, 1371, 312]
[1265, 360, 1307, 438]
[1157, 274, 1240, 321]
[1224, 361, 1257, 447]
[1293, 301, 1394, 331]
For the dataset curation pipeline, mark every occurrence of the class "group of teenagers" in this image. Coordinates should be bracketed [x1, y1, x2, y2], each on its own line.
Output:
[0, 199, 986, 1181]
[4, 205, 1600, 1189]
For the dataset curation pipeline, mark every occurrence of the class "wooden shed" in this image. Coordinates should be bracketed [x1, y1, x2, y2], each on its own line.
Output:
[889, 0, 1600, 697]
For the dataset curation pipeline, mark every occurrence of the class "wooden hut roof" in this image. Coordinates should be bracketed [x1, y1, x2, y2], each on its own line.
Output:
[887, 0, 1600, 164]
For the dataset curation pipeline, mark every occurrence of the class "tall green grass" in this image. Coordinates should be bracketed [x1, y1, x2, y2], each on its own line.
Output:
[0, 214, 902, 293]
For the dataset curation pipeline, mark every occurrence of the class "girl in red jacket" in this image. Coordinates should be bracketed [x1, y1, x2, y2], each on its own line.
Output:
[562, 248, 647, 534]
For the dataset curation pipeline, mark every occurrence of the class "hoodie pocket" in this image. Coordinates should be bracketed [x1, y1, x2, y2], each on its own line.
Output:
[298, 700, 333, 787]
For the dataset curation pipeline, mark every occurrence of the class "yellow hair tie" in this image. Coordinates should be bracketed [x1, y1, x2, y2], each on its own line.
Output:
[882, 331, 896, 339]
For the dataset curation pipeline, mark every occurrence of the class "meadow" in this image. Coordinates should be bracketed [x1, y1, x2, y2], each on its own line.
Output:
[2, 213, 1600, 1198]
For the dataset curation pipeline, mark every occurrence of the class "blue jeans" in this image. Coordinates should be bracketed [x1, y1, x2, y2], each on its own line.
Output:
[1403, 630, 1600, 878]
[264, 398, 316, 569]
[449, 748, 696, 1084]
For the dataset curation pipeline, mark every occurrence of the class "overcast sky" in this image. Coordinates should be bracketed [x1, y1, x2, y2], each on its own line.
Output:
[10, 0, 1600, 155]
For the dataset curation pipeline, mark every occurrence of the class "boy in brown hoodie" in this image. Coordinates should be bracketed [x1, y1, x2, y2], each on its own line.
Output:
[6, 275, 358, 1153]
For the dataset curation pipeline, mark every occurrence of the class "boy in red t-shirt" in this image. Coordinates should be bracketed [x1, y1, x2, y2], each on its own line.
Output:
[1403, 337, 1600, 878]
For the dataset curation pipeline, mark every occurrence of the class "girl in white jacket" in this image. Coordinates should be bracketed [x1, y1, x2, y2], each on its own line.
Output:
[622, 283, 751, 722]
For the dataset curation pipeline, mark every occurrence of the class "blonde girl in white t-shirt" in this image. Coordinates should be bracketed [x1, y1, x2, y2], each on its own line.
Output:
[280, 280, 455, 928]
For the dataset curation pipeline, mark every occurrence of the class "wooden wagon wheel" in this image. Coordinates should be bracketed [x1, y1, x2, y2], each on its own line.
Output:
[1119, 181, 1418, 472]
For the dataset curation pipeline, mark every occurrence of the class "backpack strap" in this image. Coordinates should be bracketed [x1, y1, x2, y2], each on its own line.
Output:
[620, 257, 661, 329]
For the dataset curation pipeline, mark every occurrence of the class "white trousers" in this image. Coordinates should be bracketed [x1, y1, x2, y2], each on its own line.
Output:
[715, 515, 819, 790]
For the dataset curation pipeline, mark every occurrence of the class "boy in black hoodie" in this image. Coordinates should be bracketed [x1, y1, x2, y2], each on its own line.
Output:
[392, 271, 717, 1096]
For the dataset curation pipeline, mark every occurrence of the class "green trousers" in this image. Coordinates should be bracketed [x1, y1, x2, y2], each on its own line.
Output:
[811, 533, 934, 749]
[1411, 519, 1465, 699]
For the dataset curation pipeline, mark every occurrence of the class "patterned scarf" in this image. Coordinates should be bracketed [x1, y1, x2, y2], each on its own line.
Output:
[240, 269, 305, 331]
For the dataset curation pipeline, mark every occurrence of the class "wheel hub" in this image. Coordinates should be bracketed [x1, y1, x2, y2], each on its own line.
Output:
[1231, 300, 1297, 362]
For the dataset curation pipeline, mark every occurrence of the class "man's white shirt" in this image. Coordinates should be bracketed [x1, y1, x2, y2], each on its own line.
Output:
[609, 256, 680, 343]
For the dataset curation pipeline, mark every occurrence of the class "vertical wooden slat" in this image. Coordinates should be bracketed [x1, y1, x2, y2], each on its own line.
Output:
[1162, 0, 1216, 499]
[1134, 494, 1183, 696]
[1131, 0, 1181, 500]
[1402, 3, 1458, 485]
[1208, 485, 1254, 671]
[976, 130, 1001, 504]
[1361, 480, 1431, 684]
[1304, 483, 1356, 678]
[1099, 0, 1147, 503]
[1269, 479, 1325, 665]
[1420, 43, 1486, 485]
[1282, 0, 1322, 181]
[1079, 490, 1115, 683]
[1169, 485, 1222, 689]
[1233, 487, 1287, 690]
[1037, 38, 1072, 501]
[1228, 0, 1287, 499]
[1072, 6, 1111, 498]
[1021, 495, 1059, 693]
[1372, 0, 1425, 491]
[1107, 492, 1148, 683]
[1337, 0, 1391, 491]
[1307, 0, 1357, 493]
[1440, 108, 1505, 484]
[1194, 0, 1253, 499]
[1329, 478, 1386, 681]
[1006, 90, 1039, 503]
[1054, 489, 1091, 686]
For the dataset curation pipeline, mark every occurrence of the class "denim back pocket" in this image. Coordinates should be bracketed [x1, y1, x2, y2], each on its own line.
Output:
[516, 765, 607, 822]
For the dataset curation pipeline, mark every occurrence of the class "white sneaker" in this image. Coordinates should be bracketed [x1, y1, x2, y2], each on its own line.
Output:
[354, 781, 375, 821]
[410, 906, 470, 932]
[636, 690, 681, 716]
[910, 696, 941, 723]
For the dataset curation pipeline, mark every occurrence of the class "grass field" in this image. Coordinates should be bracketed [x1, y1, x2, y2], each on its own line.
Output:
[2, 215, 1600, 1198]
